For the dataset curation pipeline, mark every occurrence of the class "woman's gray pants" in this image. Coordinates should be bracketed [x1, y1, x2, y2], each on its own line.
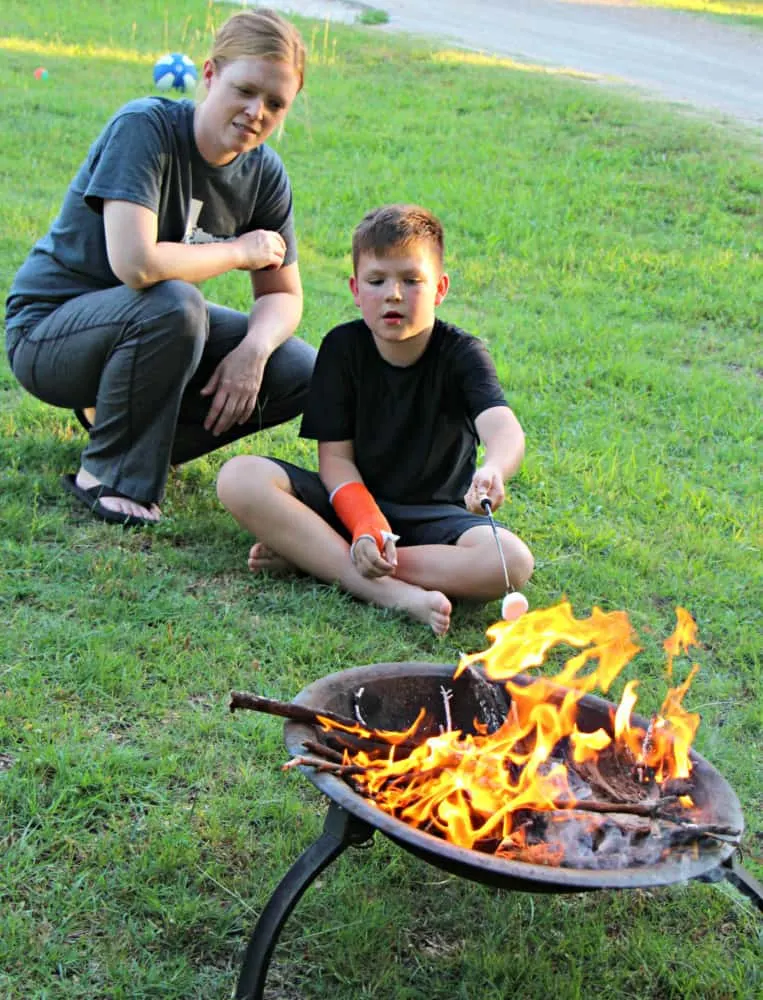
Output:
[6, 280, 316, 503]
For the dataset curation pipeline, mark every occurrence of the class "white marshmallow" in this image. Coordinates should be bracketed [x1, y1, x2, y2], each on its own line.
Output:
[502, 592, 529, 621]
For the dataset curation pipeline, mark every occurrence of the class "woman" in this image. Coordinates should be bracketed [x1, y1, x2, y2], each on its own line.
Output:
[4, 8, 315, 526]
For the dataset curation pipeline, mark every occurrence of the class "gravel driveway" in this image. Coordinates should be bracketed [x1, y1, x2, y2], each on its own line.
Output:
[263, 0, 763, 128]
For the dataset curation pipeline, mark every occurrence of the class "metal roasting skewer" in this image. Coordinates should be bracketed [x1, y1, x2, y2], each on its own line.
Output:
[480, 496, 529, 621]
[480, 496, 513, 595]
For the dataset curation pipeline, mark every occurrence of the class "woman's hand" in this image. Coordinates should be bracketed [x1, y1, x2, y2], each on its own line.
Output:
[234, 229, 286, 272]
[200, 262, 303, 434]
[201, 339, 270, 435]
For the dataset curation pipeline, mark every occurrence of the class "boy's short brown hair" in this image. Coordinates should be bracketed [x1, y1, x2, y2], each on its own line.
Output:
[352, 204, 444, 272]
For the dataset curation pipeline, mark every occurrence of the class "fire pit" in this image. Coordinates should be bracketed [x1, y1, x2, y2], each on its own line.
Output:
[232, 656, 760, 1000]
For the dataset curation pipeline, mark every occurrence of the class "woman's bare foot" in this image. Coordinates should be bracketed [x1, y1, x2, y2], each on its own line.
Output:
[406, 589, 452, 636]
[76, 468, 161, 522]
[247, 541, 295, 575]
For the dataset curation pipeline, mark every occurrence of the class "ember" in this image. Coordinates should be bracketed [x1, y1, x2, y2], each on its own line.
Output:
[282, 603, 721, 868]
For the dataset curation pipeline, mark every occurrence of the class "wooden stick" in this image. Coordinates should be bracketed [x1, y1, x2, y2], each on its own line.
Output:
[322, 730, 417, 757]
[281, 748, 689, 821]
[282, 755, 367, 777]
[230, 690, 421, 750]
[555, 796, 680, 818]
[230, 691, 362, 731]
[302, 739, 344, 763]
[279, 756, 742, 842]
[571, 759, 631, 802]
[665, 822, 742, 843]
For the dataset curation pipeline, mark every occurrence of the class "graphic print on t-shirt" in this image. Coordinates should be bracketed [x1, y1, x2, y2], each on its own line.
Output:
[183, 197, 235, 245]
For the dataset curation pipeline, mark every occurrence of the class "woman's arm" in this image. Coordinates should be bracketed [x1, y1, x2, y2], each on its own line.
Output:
[200, 262, 304, 434]
[247, 262, 304, 353]
[103, 200, 287, 289]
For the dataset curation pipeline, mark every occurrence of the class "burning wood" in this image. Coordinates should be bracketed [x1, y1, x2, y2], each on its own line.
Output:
[230, 691, 360, 731]
[232, 604, 742, 870]
[229, 690, 423, 752]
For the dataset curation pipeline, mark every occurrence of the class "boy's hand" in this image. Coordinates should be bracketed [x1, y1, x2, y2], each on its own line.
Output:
[465, 464, 506, 513]
[351, 535, 398, 579]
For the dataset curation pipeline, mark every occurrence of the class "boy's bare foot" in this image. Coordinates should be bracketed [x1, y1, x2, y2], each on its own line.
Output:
[247, 542, 294, 575]
[407, 590, 452, 636]
[75, 468, 161, 522]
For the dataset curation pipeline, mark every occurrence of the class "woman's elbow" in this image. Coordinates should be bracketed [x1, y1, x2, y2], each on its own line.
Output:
[116, 263, 158, 290]
[108, 250, 159, 290]
[120, 272, 153, 291]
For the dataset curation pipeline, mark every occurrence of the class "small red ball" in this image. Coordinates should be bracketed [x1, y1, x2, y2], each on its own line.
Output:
[34, 67, 49, 80]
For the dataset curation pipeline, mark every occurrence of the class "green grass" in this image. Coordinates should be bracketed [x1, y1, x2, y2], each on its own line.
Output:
[638, 0, 763, 26]
[1, 2, 762, 998]
[358, 7, 390, 26]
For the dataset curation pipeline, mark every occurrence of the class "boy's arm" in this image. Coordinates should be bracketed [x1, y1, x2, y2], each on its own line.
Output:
[319, 440, 399, 576]
[466, 405, 525, 512]
[318, 439, 362, 495]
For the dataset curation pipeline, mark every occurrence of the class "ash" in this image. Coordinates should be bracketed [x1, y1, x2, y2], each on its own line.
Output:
[543, 813, 667, 869]
[501, 752, 698, 869]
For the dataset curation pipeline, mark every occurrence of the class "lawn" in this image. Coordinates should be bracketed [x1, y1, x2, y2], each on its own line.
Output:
[1, 1, 761, 998]
[638, 0, 763, 26]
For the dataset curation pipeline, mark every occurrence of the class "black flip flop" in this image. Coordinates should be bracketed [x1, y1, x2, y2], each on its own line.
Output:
[61, 474, 155, 527]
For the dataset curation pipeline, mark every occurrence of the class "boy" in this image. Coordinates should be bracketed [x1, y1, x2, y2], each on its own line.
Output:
[217, 204, 533, 634]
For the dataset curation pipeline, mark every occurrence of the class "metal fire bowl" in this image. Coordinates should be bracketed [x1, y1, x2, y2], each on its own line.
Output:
[284, 661, 744, 894]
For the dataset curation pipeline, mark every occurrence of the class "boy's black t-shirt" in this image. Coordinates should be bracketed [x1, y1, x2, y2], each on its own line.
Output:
[300, 318, 509, 506]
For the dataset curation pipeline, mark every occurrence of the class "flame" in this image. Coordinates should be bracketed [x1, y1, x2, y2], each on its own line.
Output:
[651, 664, 701, 780]
[318, 602, 703, 858]
[663, 606, 700, 677]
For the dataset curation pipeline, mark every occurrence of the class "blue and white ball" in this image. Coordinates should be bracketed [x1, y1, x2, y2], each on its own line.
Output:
[153, 52, 198, 93]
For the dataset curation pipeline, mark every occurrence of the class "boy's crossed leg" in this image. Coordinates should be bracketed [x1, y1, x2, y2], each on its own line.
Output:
[394, 525, 533, 601]
[216, 455, 452, 635]
[247, 542, 293, 575]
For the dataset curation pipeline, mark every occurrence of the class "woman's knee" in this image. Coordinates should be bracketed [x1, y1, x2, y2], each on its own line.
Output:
[264, 336, 316, 399]
[146, 281, 207, 358]
[151, 279, 205, 318]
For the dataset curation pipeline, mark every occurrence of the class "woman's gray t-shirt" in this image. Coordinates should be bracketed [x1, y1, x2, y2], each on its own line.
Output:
[5, 97, 297, 331]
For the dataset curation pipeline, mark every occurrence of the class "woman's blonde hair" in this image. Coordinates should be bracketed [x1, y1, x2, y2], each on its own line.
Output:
[210, 8, 306, 91]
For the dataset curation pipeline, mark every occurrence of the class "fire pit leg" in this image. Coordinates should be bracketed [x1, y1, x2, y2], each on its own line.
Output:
[721, 855, 763, 912]
[235, 802, 374, 1000]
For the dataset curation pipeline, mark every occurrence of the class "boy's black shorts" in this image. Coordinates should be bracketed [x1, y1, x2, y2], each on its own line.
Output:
[269, 459, 494, 547]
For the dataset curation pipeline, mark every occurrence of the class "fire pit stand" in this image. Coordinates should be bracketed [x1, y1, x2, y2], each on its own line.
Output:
[234, 803, 373, 1000]
[233, 662, 762, 1000]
